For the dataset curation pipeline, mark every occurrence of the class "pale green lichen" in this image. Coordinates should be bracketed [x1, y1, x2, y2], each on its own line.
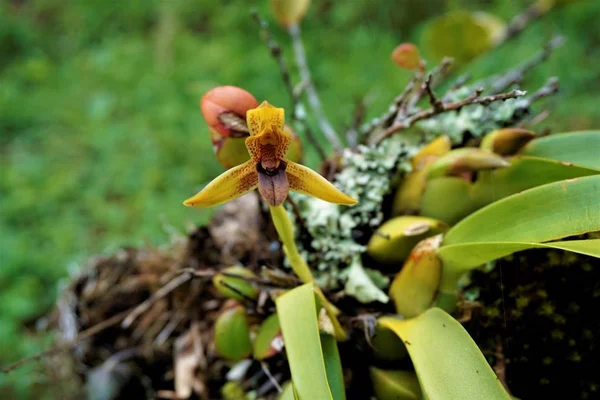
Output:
[291, 84, 539, 304]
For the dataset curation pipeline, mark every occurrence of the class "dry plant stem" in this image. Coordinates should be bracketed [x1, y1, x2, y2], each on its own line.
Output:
[251, 11, 327, 161]
[500, 1, 551, 44]
[269, 205, 346, 340]
[376, 87, 527, 145]
[1, 308, 132, 374]
[491, 36, 564, 94]
[251, 11, 296, 116]
[122, 272, 192, 328]
[288, 23, 343, 150]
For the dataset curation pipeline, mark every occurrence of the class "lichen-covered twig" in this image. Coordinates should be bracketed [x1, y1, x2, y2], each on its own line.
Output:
[376, 84, 527, 144]
[491, 36, 564, 94]
[288, 23, 343, 150]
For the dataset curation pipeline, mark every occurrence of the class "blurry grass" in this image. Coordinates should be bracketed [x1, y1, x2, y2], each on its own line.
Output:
[1, 0, 599, 397]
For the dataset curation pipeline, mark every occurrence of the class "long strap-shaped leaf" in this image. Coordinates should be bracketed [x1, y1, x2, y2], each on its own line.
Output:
[276, 283, 345, 400]
[379, 308, 511, 400]
[520, 130, 600, 169]
[438, 239, 600, 292]
[443, 175, 600, 246]
[471, 156, 599, 207]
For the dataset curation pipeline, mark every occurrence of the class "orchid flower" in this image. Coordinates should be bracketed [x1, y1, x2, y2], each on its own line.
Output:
[183, 101, 356, 208]
[184, 100, 355, 340]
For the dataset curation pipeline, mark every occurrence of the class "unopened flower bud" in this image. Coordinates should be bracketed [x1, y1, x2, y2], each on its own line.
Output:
[201, 86, 258, 137]
[391, 43, 422, 70]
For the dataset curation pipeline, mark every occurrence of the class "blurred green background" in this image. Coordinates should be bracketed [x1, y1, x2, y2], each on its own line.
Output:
[1, 0, 599, 397]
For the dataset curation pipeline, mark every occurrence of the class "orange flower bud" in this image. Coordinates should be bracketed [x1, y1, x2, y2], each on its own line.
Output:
[391, 43, 421, 71]
[200, 86, 259, 137]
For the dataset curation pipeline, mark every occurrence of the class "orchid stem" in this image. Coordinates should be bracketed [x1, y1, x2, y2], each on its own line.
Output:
[269, 205, 346, 340]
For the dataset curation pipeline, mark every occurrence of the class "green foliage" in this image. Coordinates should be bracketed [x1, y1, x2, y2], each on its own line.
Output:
[379, 308, 511, 400]
[438, 174, 600, 293]
[276, 283, 345, 400]
[2, 0, 600, 397]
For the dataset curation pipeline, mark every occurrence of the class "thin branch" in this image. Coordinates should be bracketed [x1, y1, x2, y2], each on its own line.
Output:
[500, 1, 552, 45]
[251, 11, 327, 161]
[251, 11, 296, 117]
[377, 88, 527, 145]
[1, 309, 132, 374]
[491, 36, 564, 94]
[298, 118, 327, 161]
[122, 272, 191, 328]
[345, 99, 367, 148]
[423, 74, 444, 113]
[523, 77, 559, 106]
[288, 23, 343, 150]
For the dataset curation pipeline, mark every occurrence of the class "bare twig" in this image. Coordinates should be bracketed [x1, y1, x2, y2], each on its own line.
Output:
[122, 272, 192, 328]
[288, 23, 343, 150]
[523, 77, 559, 106]
[500, 1, 552, 45]
[428, 57, 454, 88]
[423, 74, 444, 113]
[251, 11, 327, 161]
[345, 99, 367, 148]
[491, 36, 564, 93]
[260, 362, 283, 393]
[376, 88, 527, 145]
[1, 309, 132, 374]
[251, 11, 296, 117]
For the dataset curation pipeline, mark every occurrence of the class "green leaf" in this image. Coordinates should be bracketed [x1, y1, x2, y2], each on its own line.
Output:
[420, 177, 476, 225]
[370, 368, 421, 400]
[443, 175, 600, 246]
[320, 334, 346, 400]
[278, 382, 297, 400]
[276, 283, 346, 400]
[520, 131, 600, 170]
[439, 239, 600, 285]
[253, 314, 281, 360]
[379, 308, 510, 400]
[437, 176, 600, 293]
[471, 156, 599, 208]
[214, 306, 252, 361]
[423, 11, 505, 64]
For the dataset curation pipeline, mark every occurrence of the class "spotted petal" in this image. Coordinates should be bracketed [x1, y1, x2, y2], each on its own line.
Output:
[246, 101, 285, 137]
[183, 159, 258, 207]
[286, 161, 357, 205]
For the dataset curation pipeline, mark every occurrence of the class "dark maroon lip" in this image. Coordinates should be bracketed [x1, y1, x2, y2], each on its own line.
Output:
[256, 161, 290, 206]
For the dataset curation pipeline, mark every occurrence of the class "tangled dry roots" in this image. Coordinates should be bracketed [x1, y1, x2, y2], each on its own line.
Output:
[48, 194, 296, 399]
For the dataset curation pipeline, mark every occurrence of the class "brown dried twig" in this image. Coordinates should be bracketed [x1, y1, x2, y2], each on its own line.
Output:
[491, 36, 564, 94]
[122, 272, 192, 328]
[500, 1, 553, 45]
[375, 82, 527, 145]
[1, 308, 133, 374]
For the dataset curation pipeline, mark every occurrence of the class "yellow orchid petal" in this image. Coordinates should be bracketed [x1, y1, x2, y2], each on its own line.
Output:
[286, 161, 357, 205]
[246, 101, 285, 137]
[245, 102, 290, 164]
[183, 159, 258, 208]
